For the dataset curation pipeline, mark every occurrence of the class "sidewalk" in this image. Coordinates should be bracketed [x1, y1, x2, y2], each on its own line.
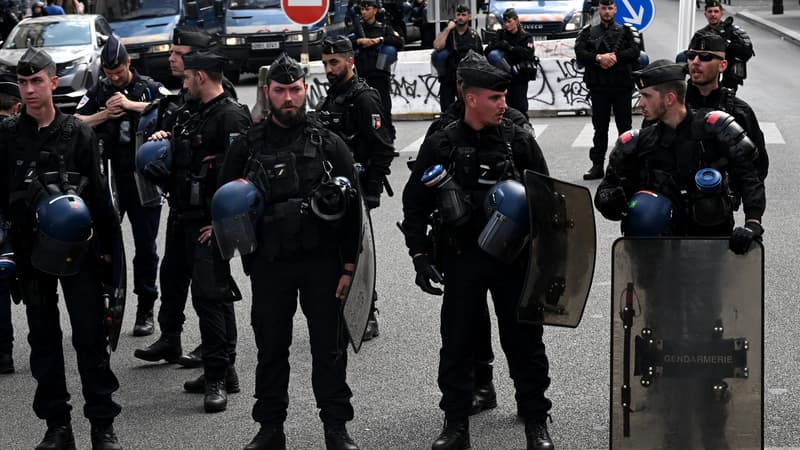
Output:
[730, 0, 800, 45]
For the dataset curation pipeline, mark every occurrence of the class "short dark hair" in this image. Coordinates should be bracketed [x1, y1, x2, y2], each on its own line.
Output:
[456, 4, 470, 13]
[652, 80, 687, 104]
[0, 93, 19, 112]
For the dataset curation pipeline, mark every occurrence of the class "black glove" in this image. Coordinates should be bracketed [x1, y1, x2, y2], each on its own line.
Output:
[729, 222, 763, 255]
[413, 253, 444, 296]
[595, 186, 628, 221]
[142, 159, 171, 186]
[364, 194, 380, 209]
[364, 178, 383, 210]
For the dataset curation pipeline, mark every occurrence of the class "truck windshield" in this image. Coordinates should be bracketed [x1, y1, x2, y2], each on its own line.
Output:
[94, 0, 180, 21]
[3, 21, 92, 48]
[228, 0, 280, 10]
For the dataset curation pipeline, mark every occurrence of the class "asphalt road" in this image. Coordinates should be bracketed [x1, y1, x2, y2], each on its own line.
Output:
[1, 1, 799, 449]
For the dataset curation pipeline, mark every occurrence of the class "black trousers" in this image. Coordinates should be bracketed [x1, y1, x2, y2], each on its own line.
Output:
[364, 73, 395, 139]
[506, 80, 530, 117]
[589, 88, 633, 164]
[439, 79, 457, 113]
[116, 172, 161, 306]
[157, 212, 237, 380]
[474, 299, 494, 386]
[250, 251, 353, 426]
[24, 264, 121, 426]
[0, 284, 11, 354]
[439, 244, 551, 421]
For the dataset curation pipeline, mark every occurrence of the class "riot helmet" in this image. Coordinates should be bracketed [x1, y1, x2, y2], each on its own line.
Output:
[478, 180, 531, 263]
[311, 176, 354, 221]
[486, 49, 513, 73]
[134, 106, 165, 207]
[135, 139, 173, 186]
[211, 179, 264, 260]
[430, 49, 449, 77]
[376, 45, 398, 72]
[622, 190, 673, 236]
[31, 194, 93, 276]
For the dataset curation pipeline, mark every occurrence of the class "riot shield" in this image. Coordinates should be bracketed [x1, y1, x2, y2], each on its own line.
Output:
[610, 238, 763, 449]
[517, 170, 596, 327]
[342, 172, 376, 353]
[134, 105, 164, 207]
[103, 162, 127, 352]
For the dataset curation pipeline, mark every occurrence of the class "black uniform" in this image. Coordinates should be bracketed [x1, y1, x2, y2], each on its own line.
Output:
[596, 109, 765, 235]
[685, 84, 768, 179]
[695, 21, 754, 90]
[437, 28, 482, 112]
[159, 91, 251, 383]
[574, 21, 639, 168]
[76, 68, 166, 320]
[0, 107, 121, 429]
[426, 99, 532, 138]
[220, 116, 360, 429]
[0, 109, 14, 375]
[354, 18, 404, 138]
[403, 118, 552, 422]
[484, 27, 537, 114]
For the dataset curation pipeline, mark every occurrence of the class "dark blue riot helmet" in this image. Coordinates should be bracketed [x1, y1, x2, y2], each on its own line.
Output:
[478, 180, 530, 263]
[638, 51, 650, 69]
[311, 176, 355, 221]
[431, 49, 449, 77]
[135, 139, 173, 186]
[31, 194, 93, 276]
[623, 190, 673, 236]
[134, 106, 165, 207]
[376, 45, 398, 72]
[211, 179, 264, 260]
[695, 168, 722, 192]
[486, 49, 514, 73]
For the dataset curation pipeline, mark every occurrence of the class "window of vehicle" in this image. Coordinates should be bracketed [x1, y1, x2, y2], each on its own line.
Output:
[228, 0, 280, 10]
[3, 21, 92, 48]
[93, 0, 180, 22]
[95, 17, 114, 38]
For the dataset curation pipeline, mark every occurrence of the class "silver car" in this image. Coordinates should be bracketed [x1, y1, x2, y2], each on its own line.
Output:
[0, 14, 116, 111]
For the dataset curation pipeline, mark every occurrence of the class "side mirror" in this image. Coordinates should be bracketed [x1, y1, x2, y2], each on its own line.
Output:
[96, 33, 109, 47]
[186, 1, 199, 21]
[213, 0, 224, 18]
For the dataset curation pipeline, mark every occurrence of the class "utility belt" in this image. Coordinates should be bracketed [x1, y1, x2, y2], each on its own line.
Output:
[257, 198, 331, 260]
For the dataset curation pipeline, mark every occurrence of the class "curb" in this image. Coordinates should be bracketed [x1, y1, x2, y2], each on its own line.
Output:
[735, 10, 800, 46]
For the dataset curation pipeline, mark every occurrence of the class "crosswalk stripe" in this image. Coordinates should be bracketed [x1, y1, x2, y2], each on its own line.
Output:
[399, 135, 425, 154]
[761, 122, 785, 145]
[533, 123, 548, 139]
[570, 123, 620, 147]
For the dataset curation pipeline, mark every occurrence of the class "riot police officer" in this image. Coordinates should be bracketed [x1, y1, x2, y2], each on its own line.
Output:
[75, 36, 168, 338]
[431, 4, 482, 112]
[0, 47, 123, 450]
[219, 53, 361, 450]
[317, 36, 394, 341]
[0, 80, 20, 375]
[574, 0, 639, 180]
[134, 25, 237, 368]
[695, 0, 754, 92]
[354, 0, 404, 139]
[595, 60, 765, 252]
[402, 54, 554, 450]
[139, 46, 252, 413]
[685, 32, 767, 180]
[484, 8, 538, 116]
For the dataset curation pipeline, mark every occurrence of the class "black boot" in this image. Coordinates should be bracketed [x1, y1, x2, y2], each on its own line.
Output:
[583, 163, 604, 180]
[431, 418, 470, 450]
[525, 419, 554, 450]
[324, 424, 359, 450]
[133, 332, 181, 363]
[469, 381, 497, 415]
[90, 423, 122, 450]
[184, 366, 240, 394]
[243, 424, 286, 450]
[132, 305, 154, 337]
[204, 378, 227, 413]
[362, 306, 379, 341]
[177, 343, 203, 368]
[36, 424, 76, 450]
[0, 352, 13, 374]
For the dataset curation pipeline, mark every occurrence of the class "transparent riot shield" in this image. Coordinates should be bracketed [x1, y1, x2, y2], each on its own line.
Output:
[342, 174, 376, 353]
[517, 170, 596, 327]
[610, 238, 763, 449]
[104, 162, 127, 352]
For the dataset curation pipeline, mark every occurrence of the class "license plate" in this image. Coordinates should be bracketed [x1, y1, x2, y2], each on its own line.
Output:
[251, 41, 280, 50]
[128, 52, 140, 60]
[533, 35, 547, 42]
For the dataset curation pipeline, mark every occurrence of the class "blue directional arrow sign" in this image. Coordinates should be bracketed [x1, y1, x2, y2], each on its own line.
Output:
[615, 0, 656, 32]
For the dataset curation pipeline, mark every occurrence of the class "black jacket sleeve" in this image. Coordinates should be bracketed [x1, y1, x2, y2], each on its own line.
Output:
[401, 133, 446, 256]
[327, 134, 360, 264]
[574, 26, 596, 66]
[383, 23, 405, 50]
[353, 89, 394, 194]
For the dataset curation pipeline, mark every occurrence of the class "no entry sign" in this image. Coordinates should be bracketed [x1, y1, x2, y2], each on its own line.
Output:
[282, 0, 329, 26]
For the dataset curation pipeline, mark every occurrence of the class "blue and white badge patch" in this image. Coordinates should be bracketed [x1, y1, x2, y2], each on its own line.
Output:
[76, 95, 89, 110]
[371, 114, 381, 130]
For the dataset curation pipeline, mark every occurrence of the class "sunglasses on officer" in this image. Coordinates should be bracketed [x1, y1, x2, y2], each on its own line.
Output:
[686, 50, 724, 62]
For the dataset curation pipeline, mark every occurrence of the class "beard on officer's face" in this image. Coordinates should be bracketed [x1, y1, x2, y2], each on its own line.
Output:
[269, 97, 307, 127]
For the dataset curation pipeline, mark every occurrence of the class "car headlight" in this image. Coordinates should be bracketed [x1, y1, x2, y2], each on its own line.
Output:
[148, 44, 171, 54]
[564, 12, 583, 31]
[225, 37, 246, 46]
[286, 33, 303, 43]
[487, 14, 502, 31]
[57, 57, 89, 77]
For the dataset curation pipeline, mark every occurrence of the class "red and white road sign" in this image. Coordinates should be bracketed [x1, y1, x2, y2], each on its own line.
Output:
[281, 0, 329, 26]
